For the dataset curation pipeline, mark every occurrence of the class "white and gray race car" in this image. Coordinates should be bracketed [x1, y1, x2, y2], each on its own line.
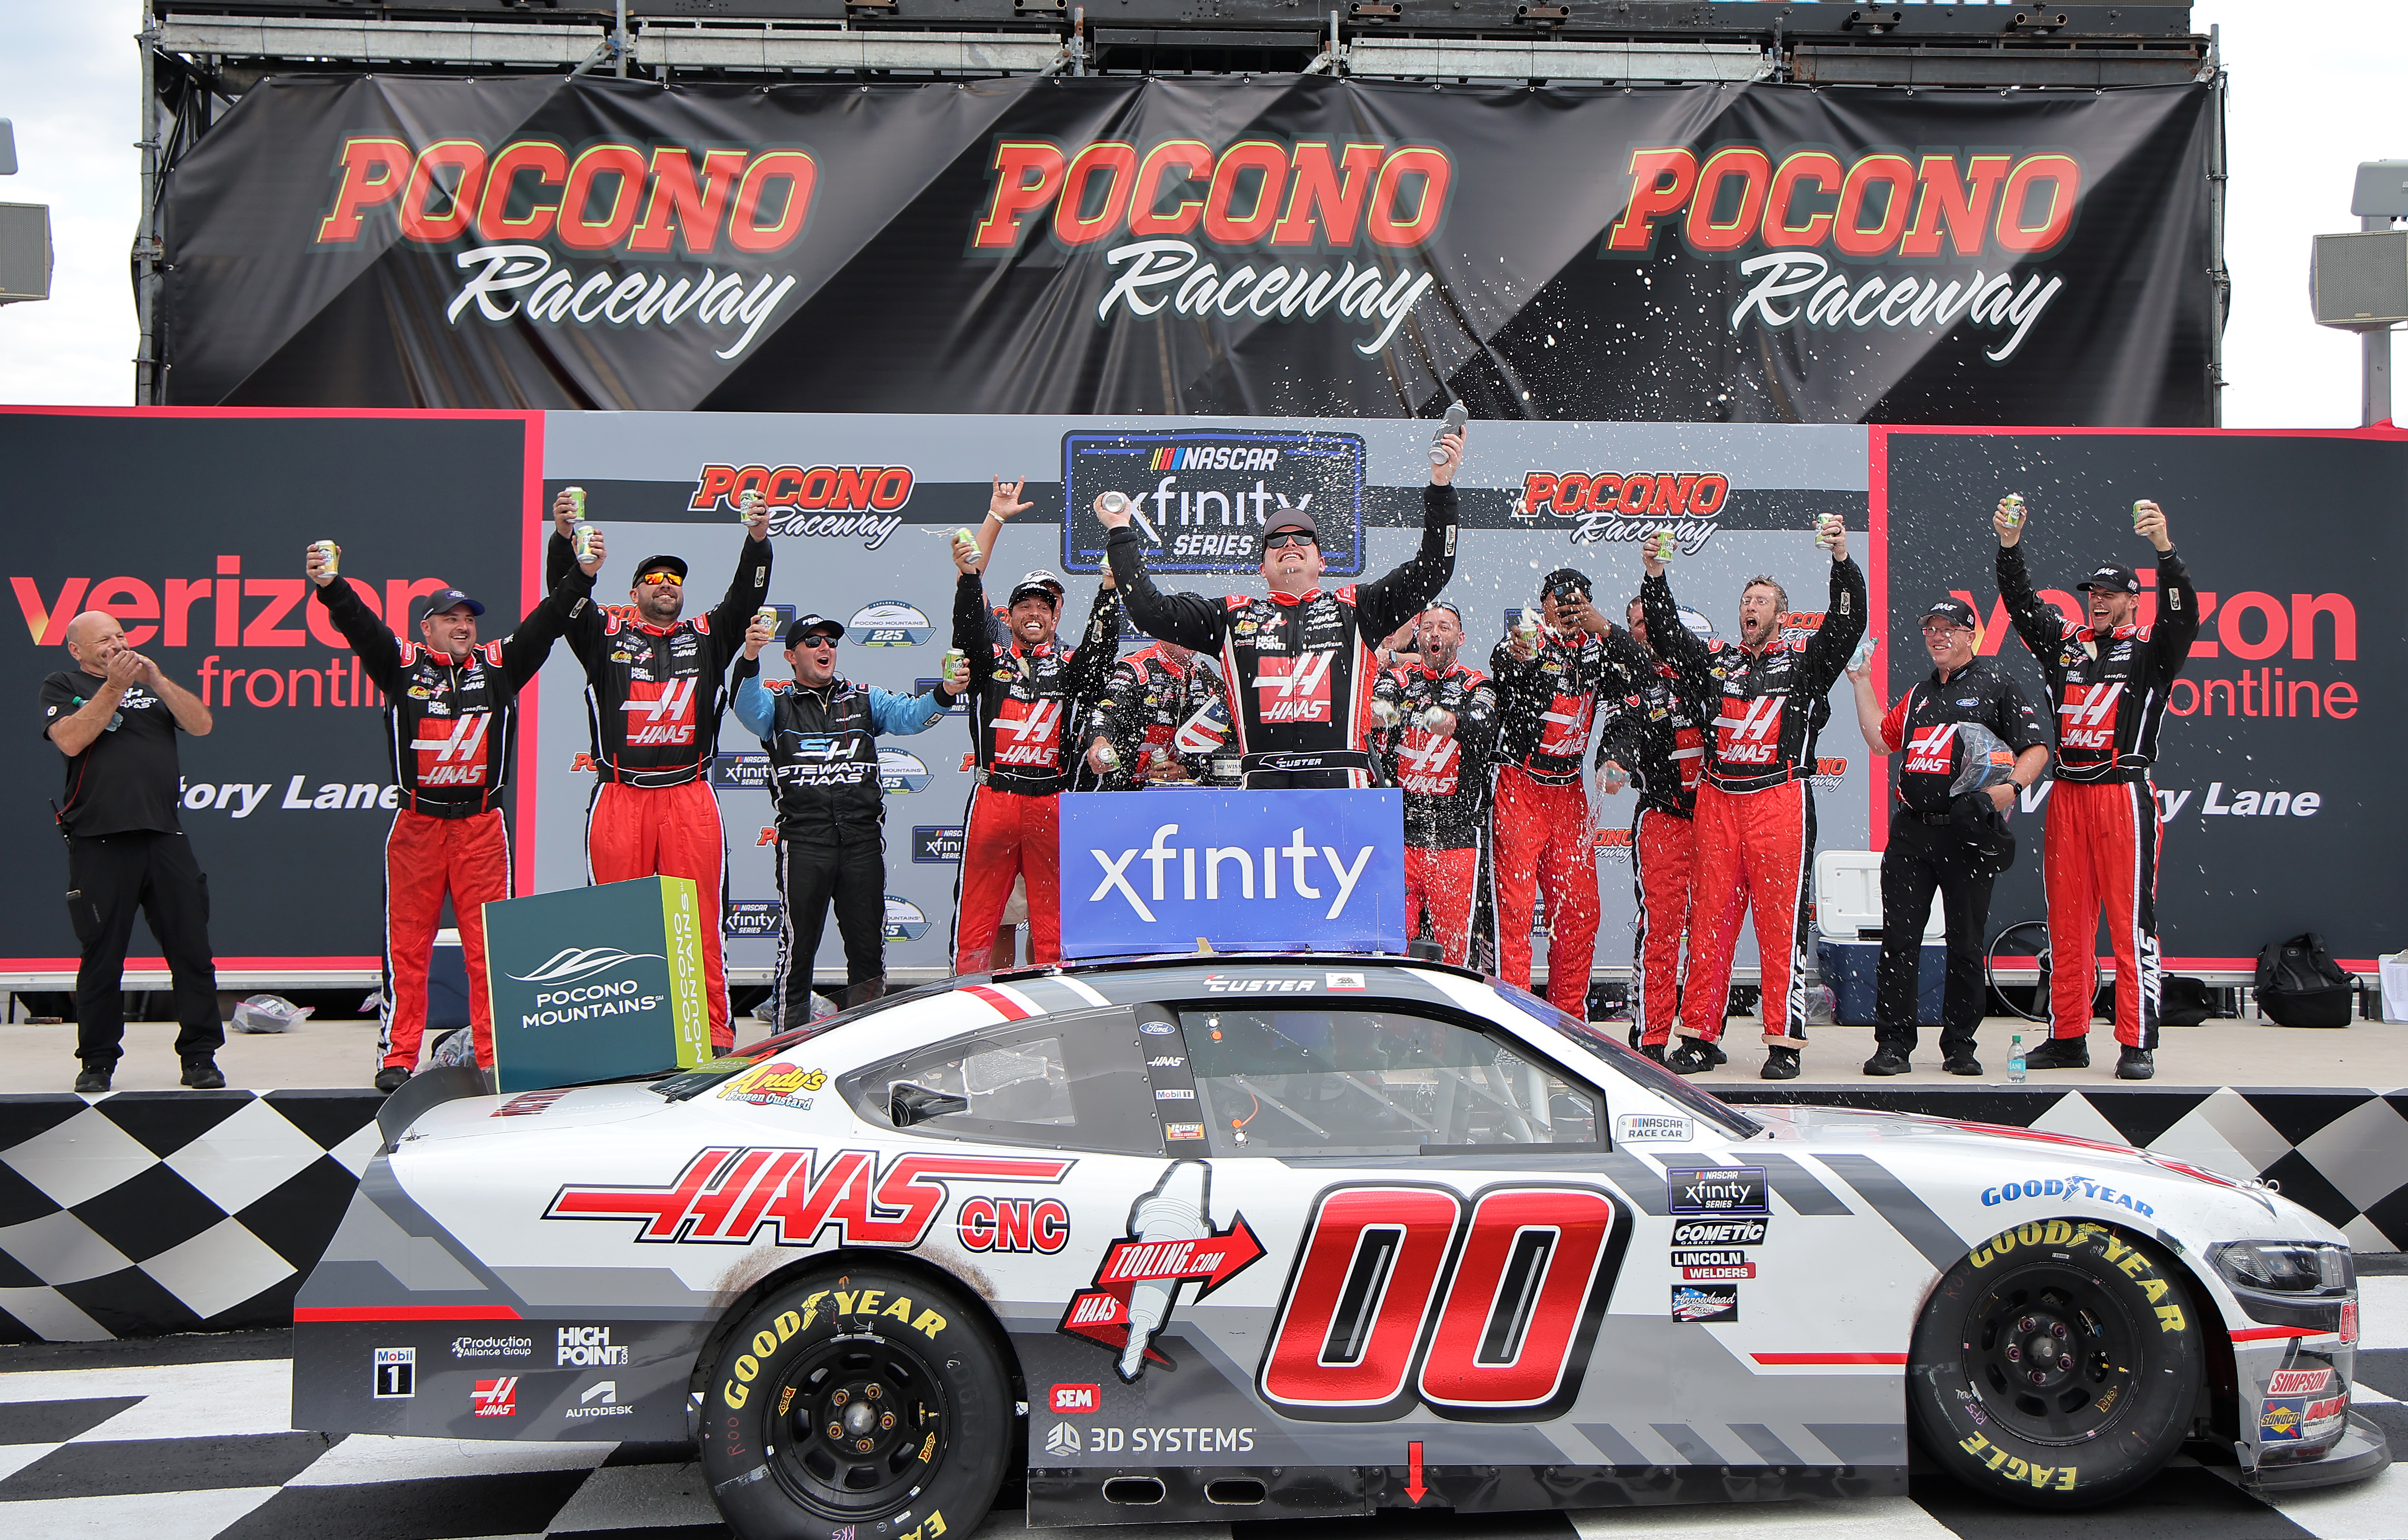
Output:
[295, 956, 2386, 1538]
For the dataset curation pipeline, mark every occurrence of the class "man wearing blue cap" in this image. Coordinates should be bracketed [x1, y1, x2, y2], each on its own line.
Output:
[310, 536, 600, 1089]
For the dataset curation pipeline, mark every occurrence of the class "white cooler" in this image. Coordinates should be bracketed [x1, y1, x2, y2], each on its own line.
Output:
[1813, 850, 1950, 1026]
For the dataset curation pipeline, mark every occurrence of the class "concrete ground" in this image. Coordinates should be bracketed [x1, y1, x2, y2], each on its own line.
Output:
[3, 1012, 2400, 1094]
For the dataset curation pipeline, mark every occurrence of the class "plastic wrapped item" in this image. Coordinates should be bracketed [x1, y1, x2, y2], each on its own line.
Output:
[430, 1025, 477, 1069]
[231, 993, 314, 1034]
[1949, 722, 2020, 798]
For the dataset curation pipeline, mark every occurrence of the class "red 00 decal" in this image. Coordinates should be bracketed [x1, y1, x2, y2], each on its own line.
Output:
[1259, 1184, 1625, 1422]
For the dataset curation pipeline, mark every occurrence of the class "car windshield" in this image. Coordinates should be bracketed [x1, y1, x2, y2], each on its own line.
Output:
[1489, 980, 1762, 1139]
[649, 978, 960, 1100]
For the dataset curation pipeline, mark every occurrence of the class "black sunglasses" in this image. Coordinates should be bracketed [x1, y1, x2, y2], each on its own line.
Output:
[792, 633, 839, 649]
[1264, 533, 1317, 551]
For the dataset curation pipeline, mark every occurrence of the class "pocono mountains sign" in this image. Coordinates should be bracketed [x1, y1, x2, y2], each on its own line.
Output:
[161, 77, 2214, 423]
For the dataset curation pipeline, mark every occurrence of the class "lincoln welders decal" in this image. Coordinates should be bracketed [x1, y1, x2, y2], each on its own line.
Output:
[1057, 1161, 1264, 1381]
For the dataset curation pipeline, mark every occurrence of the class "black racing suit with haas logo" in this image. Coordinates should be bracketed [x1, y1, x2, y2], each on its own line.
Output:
[1485, 623, 1651, 1013]
[552, 527, 773, 1050]
[952, 572, 1122, 968]
[1087, 642, 1232, 788]
[314, 564, 592, 1072]
[1370, 662, 1498, 966]
[1643, 557, 1864, 1045]
[1596, 655, 1712, 1048]
[1105, 483, 1458, 789]
[1997, 541, 2199, 1049]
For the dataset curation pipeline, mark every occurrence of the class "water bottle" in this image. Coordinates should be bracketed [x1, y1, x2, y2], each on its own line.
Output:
[1428, 401, 1469, 465]
[2008, 1034, 2026, 1084]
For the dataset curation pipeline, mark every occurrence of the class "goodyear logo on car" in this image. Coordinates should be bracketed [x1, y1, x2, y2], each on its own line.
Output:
[884, 895, 932, 941]
[879, 747, 933, 794]
[849, 600, 934, 647]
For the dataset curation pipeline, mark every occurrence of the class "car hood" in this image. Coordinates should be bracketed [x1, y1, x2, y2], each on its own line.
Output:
[397, 1080, 671, 1144]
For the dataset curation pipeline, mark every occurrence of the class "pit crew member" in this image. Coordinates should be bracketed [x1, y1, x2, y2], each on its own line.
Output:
[733, 612, 968, 1029]
[1642, 522, 1865, 1079]
[1084, 635, 1232, 789]
[1595, 595, 1712, 1061]
[310, 537, 596, 1087]
[550, 491, 772, 1052]
[1487, 568, 1650, 1013]
[1099, 426, 1463, 789]
[1843, 598, 2050, 1077]
[1370, 602, 1498, 964]
[952, 477, 1123, 968]
[1995, 497, 2198, 1079]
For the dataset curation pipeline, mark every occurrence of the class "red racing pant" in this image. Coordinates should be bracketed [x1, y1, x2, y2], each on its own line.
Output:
[1628, 807, 1697, 1048]
[382, 808, 509, 1071]
[1492, 766, 1599, 1015]
[2043, 777, 2162, 1049]
[1405, 842, 1480, 966]
[587, 779, 731, 1050]
[955, 786, 1060, 970]
[1682, 779, 1814, 1045]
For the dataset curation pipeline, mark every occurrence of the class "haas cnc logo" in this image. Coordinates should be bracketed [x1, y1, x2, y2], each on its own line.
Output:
[1716, 697, 1784, 765]
[621, 678, 698, 746]
[1254, 652, 1334, 723]
[2058, 683, 2122, 751]
[411, 712, 492, 785]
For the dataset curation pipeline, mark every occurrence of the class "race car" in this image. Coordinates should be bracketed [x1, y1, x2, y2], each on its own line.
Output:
[294, 954, 2386, 1539]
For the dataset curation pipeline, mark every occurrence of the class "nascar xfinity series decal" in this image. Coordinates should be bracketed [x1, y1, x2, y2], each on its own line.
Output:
[1668, 1166, 1769, 1215]
[1059, 1162, 1264, 1381]
[545, 1148, 1073, 1246]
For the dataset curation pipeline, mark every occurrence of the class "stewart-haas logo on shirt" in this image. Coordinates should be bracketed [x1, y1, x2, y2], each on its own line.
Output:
[313, 138, 812, 363]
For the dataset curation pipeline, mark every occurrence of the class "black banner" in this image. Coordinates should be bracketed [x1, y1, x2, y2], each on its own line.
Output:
[1, 410, 535, 972]
[1876, 427, 2407, 969]
[161, 76, 2214, 426]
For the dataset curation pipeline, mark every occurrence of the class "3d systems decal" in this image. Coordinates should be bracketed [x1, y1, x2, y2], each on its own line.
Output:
[1058, 1160, 1264, 1381]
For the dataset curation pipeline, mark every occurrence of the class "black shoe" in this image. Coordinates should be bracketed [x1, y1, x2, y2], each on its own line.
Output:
[374, 1066, 410, 1094]
[1862, 1048, 1912, 1077]
[2116, 1048, 2155, 1081]
[2022, 1037, 2090, 1070]
[1666, 1038, 1726, 1076]
[180, 1058, 226, 1090]
[1639, 1043, 1668, 1065]
[1943, 1054, 1984, 1077]
[73, 1064, 112, 1094]
[1761, 1045, 1802, 1080]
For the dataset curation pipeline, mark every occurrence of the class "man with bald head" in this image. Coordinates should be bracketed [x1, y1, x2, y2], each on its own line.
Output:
[42, 613, 221, 1093]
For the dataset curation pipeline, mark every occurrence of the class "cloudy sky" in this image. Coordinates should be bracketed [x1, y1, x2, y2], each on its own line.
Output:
[0, 0, 2400, 426]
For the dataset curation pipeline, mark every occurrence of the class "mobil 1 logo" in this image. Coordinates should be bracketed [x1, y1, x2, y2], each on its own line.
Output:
[373, 1346, 416, 1399]
[1061, 429, 1365, 576]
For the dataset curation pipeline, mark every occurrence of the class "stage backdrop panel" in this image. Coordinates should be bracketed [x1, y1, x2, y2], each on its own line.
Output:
[0, 408, 539, 974]
[160, 75, 2214, 427]
[1875, 426, 2407, 971]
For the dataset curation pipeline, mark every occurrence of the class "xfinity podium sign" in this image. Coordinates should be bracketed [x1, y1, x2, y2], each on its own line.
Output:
[1060, 790, 1405, 959]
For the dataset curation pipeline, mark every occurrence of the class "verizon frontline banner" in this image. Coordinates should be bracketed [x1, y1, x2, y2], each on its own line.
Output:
[161, 75, 2213, 426]
[0, 409, 536, 973]
[1876, 427, 2408, 968]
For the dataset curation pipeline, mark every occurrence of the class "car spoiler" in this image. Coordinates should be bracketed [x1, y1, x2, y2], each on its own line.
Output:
[375, 1065, 493, 1151]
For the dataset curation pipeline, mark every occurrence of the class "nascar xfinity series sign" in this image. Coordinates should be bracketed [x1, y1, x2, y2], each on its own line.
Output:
[1059, 789, 1406, 959]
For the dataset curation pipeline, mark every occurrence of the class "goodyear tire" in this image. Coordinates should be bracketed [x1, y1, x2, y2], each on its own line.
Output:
[699, 1265, 1012, 1540]
[1909, 1219, 2202, 1510]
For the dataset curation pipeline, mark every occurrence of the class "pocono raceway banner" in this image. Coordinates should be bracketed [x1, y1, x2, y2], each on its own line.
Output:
[5, 407, 2396, 983]
[159, 76, 2214, 426]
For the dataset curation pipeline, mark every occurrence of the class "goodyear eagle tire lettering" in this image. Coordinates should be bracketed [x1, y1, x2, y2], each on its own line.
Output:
[1907, 1220, 2202, 1511]
[698, 1266, 1008, 1540]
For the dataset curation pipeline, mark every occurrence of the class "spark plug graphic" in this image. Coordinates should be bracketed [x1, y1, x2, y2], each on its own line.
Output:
[1119, 1161, 1211, 1380]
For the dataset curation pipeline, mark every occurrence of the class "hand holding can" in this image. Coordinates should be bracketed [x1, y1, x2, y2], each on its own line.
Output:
[2000, 492, 2025, 528]
[572, 521, 601, 563]
[1428, 401, 1470, 467]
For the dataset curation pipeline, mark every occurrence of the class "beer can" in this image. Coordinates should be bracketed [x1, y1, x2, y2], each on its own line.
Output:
[1650, 528, 1677, 562]
[562, 486, 586, 520]
[1094, 741, 1120, 772]
[1099, 491, 1129, 516]
[941, 647, 966, 680]
[311, 539, 338, 576]
[1419, 706, 1448, 732]
[2132, 499, 2150, 528]
[738, 488, 766, 523]
[572, 522, 599, 562]
[2001, 492, 2025, 528]
[755, 606, 780, 636]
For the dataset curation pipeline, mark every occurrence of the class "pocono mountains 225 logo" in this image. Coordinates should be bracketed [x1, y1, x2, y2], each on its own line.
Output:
[1604, 145, 2085, 362]
[313, 138, 814, 361]
[973, 138, 1455, 356]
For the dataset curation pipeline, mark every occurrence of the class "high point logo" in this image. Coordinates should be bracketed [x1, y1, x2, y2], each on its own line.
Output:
[314, 137, 813, 361]
[1604, 146, 2085, 362]
[972, 137, 1455, 356]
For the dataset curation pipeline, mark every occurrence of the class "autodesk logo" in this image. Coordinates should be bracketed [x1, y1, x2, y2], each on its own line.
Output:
[1085, 823, 1375, 923]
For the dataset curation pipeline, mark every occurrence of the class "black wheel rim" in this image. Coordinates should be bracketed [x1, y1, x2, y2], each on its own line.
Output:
[1959, 1260, 2140, 1446]
[764, 1334, 951, 1517]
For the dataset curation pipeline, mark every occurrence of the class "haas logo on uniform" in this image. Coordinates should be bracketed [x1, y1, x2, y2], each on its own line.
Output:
[411, 712, 492, 785]
[1536, 695, 1594, 757]
[2058, 683, 2122, 751]
[622, 678, 698, 746]
[1254, 653, 1334, 723]
[1903, 723, 1959, 777]
[993, 698, 1064, 769]
[1716, 697, 1784, 765]
[1395, 732, 1462, 795]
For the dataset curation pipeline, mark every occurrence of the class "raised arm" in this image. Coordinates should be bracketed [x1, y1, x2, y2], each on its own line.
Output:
[707, 508, 775, 672]
[1062, 586, 1125, 705]
[1993, 501, 2072, 657]
[1359, 478, 1462, 641]
[1104, 527, 1222, 652]
[731, 664, 775, 745]
[498, 551, 600, 689]
[309, 544, 406, 697]
[1796, 550, 1868, 697]
[2134, 502, 2198, 685]
[1638, 571, 1714, 693]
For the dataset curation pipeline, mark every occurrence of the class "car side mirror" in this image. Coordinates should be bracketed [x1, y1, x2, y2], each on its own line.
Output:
[890, 1081, 970, 1128]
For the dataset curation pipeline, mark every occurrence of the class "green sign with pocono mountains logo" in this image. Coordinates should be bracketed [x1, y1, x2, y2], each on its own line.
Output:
[482, 877, 710, 1092]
